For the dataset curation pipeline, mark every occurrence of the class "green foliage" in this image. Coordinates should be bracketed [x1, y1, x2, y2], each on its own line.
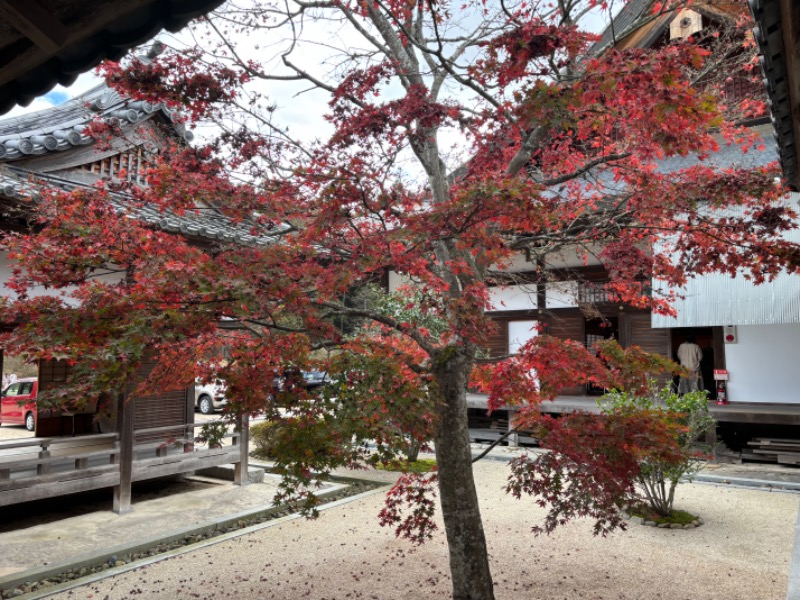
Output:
[195, 420, 228, 449]
[372, 288, 448, 339]
[250, 420, 279, 459]
[334, 284, 387, 336]
[326, 349, 437, 464]
[594, 339, 683, 396]
[601, 385, 715, 517]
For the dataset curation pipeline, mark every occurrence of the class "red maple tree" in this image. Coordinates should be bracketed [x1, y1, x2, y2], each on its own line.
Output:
[1, 1, 797, 599]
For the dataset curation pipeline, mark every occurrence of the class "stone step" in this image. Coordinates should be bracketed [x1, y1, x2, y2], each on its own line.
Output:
[195, 463, 264, 484]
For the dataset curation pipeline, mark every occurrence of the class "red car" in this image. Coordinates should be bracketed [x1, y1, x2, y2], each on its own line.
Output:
[0, 378, 38, 432]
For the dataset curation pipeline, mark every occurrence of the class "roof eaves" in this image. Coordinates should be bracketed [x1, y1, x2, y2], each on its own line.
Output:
[0, 0, 226, 115]
[749, 0, 799, 191]
[587, 0, 655, 57]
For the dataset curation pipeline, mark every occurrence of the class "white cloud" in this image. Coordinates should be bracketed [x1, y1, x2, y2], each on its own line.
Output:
[4, 72, 103, 119]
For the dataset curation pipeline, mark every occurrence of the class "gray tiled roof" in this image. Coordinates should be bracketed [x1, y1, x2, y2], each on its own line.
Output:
[0, 68, 275, 247]
[0, 165, 281, 247]
[584, 124, 779, 197]
[655, 124, 778, 172]
[588, 0, 654, 57]
[588, 0, 790, 186]
[0, 83, 190, 161]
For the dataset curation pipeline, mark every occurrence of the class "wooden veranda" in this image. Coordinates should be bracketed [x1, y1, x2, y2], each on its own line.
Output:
[467, 392, 800, 462]
[0, 358, 250, 514]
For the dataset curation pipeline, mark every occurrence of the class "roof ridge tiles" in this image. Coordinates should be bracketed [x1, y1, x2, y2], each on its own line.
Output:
[0, 82, 191, 160]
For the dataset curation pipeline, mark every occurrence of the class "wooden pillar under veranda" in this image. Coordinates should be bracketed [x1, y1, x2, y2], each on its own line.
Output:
[113, 392, 134, 514]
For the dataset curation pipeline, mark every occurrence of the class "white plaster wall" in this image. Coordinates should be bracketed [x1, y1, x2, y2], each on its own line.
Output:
[725, 323, 800, 404]
[387, 271, 412, 293]
[491, 252, 534, 273]
[508, 320, 538, 354]
[389, 271, 539, 312]
[541, 245, 603, 269]
[0, 254, 14, 290]
[488, 284, 537, 311]
[491, 246, 604, 273]
[0, 252, 123, 306]
[545, 281, 579, 308]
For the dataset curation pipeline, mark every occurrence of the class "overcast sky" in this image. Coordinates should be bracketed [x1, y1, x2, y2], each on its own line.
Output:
[3, 0, 615, 177]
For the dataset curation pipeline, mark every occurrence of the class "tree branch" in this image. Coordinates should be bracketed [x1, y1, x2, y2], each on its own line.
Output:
[472, 424, 523, 463]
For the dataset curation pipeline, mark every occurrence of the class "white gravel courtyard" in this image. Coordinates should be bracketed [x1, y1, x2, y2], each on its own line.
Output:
[42, 459, 798, 600]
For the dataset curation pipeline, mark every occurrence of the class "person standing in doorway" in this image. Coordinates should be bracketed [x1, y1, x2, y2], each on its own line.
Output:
[677, 335, 703, 394]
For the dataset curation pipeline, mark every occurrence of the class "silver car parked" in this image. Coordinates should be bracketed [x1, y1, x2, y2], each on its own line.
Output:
[194, 381, 227, 414]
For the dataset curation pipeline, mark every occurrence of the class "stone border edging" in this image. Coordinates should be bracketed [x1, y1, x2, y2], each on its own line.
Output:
[692, 473, 800, 492]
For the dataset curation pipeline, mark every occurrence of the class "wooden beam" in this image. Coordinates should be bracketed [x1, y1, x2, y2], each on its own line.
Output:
[0, 0, 69, 53]
[616, 14, 671, 51]
[0, 471, 120, 507]
[779, 0, 800, 189]
[0, 464, 119, 492]
[132, 447, 239, 481]
[0, 0, 154, 90]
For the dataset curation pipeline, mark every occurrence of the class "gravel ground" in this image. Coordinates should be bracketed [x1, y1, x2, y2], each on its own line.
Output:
[0, 424, 33, 441]
[44, 460, 797, 600]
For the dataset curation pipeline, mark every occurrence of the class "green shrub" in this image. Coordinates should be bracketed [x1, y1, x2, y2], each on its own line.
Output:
[250, 420, 279, 459]
[601, 386, 715, 517]
[195, 420, 228, 449]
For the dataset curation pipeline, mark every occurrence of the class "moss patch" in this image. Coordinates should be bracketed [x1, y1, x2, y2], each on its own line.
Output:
[375, 458, 437, 473]
[628, 503, 699, 526]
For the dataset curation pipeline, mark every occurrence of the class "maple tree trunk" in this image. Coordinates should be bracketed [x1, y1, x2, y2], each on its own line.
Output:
[404, 438, 422, 462]
[433, 351, 495, 600]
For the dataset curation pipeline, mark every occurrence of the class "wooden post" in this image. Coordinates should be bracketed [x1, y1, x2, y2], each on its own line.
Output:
[113, 392, 134, 514]
[233, 413, 249, 486]
[506, 409, 519, 448]
[705, 422, 718, 463]
[111, 440, 120, 465]
[184, 385, 195, 453]
[37, 440, 50, 475]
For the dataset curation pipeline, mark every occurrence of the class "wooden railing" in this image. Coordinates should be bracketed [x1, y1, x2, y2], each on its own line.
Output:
[133, 421, 241, 453]
[0, 418, 249, 510]
[0, 433, 122, 506]
[577, 281, 652, 304]
[0, 433, 119, 481]
[130, 421, 244, 482]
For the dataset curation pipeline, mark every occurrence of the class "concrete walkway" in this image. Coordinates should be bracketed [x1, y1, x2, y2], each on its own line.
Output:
[0, 452, 799, 600]
[0, 472, 287, 579]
